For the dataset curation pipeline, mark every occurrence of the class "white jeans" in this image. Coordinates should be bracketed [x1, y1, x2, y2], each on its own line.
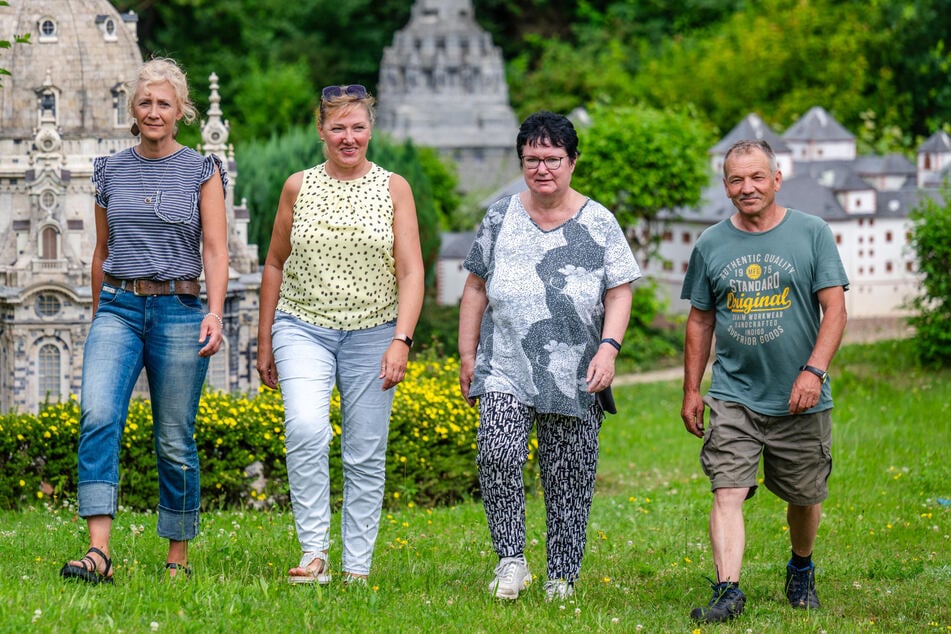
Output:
[271, 311, 396, 575]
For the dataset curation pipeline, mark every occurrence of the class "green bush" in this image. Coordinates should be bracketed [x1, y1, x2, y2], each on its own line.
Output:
[0, 353, 501, 512]
[908, 180, 951, 366]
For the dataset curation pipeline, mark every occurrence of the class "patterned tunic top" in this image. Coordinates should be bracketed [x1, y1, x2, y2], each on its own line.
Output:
[464, 194, 641, 418]
[277, 162, 398, 330]
[92, 146, 226, 280]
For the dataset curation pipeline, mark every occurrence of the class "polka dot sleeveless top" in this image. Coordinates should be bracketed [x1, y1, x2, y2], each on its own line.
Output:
[277, 162, 398, 330]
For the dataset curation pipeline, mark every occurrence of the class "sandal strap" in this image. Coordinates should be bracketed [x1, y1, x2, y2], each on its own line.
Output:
[82, 547, 112, 576]
[165, 562, 192, 577]
[298, 551, 327, 570]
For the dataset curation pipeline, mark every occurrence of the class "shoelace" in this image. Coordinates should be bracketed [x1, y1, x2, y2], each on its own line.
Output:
[702, 575, 737, 601]
[495, 559, 521, 583]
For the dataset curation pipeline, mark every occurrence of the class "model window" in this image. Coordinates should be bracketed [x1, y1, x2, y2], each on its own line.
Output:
[40, 91, 56, 115]
[39, 190, 56, 212]
[112, 86, 128, 126]
[41, 226, 59, 259]
[39, 18, 58, 41]
[36, 293, 62, 317]
[38, 344, 62, 402]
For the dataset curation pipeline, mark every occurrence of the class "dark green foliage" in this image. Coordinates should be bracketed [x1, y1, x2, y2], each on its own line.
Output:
[113, 0, 413, 140]
[907, 183, 951, 365]
[866, 0, 951, 139]
[106, 0, 951, 156]
[414, 299, 461, 356]
[235, 126, 322, 260]
[619, 280, 682, 371]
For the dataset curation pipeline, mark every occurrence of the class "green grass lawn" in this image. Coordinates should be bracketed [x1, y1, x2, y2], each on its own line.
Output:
[1, 340, 948, 633]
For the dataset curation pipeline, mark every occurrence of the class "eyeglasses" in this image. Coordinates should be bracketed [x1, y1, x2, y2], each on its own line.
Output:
[321, 84, 368, 101]
[522, 155, 567, 170]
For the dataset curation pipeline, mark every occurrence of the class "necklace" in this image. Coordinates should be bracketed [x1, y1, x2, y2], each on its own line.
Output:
[135, 149, 174, 206]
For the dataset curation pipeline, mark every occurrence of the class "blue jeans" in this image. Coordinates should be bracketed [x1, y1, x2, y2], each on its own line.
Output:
[271, 311, 396, 576]
[77, 283, 208, 541]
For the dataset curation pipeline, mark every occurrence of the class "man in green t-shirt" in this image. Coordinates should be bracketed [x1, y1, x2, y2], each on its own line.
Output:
[680, 139, 849, 623]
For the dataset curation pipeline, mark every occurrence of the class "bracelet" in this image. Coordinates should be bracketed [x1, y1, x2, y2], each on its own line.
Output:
[206, 312, 223, 328]
[600, 337, 621, 352]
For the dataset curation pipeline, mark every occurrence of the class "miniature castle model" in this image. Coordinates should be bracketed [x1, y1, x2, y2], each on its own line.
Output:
[651, 107, 951, 319]
[0, 0, 261, 412]
[376, 0, 519, 195]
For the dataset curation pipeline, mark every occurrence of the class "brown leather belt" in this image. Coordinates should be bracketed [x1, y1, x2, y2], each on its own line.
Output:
[103, 273, 201, 297]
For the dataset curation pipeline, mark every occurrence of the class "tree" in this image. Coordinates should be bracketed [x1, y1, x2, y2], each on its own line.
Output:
[112, 0, 413, 141]
[0, 1, 30, 86]
[866, 0, 951, 139]
[907, 182, 951, 365]
[570, 103, 713, 263]
[627, 0, 878, 136]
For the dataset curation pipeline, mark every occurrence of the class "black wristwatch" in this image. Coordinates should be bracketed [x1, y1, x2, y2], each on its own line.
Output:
[393, 333, 414, 348]
[799, 364, 828, 383]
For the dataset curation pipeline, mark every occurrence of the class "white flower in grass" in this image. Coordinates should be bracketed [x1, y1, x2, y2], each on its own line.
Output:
[32, 609, 41, 623]
[150, 622, 159, 631]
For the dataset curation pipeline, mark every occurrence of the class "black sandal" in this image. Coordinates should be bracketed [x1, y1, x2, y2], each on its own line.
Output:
[165, 562, 192, 579]
[60, 547, 114, 585]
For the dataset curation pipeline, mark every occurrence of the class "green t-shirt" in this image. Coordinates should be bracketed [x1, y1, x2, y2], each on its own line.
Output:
[681, 209, 849, 416]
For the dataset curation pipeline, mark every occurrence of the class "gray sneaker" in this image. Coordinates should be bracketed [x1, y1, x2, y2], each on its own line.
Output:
[786, 562, 821, 609]
[543, 579, 574, 602]
[489, 556, 531, 600]
[690, 579, 746, 623]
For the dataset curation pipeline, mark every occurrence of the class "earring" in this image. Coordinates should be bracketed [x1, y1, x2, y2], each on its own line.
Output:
[130, 122, 140, 136]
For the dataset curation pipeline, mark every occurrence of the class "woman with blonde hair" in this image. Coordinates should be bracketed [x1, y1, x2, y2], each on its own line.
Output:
[60, 57, 228, 584]
[256, 84, 424, 586]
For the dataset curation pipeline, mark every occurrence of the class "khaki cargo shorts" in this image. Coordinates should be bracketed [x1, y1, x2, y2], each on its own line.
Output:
[700, 396, 832, 505]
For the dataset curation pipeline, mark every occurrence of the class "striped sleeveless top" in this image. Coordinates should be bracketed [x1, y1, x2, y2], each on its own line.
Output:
[92, 146, 227, 280]
[277, 162, 398, 330]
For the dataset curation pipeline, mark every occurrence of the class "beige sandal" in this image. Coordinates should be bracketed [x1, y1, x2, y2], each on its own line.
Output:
[288, 551, 331, 585]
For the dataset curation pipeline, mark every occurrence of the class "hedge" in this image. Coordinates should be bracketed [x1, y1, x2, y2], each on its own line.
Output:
[0, 353, 539, 511]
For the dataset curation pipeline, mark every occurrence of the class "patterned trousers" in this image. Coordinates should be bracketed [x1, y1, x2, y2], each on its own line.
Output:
[477, 391, 603, 582]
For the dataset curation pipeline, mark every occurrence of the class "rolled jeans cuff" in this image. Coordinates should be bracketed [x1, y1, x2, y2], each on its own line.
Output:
[157, 506, 200, 541]
[77, 481, 118, 518]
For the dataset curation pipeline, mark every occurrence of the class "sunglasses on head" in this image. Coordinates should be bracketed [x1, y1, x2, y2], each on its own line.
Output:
[321, 84, 368, 101]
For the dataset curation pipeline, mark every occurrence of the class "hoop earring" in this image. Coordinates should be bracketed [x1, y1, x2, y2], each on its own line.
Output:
[130, 122, 140, 136]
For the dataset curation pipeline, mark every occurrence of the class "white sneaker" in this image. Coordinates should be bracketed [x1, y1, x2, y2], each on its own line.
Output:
[544, 579, 574, 602]
[489, 556, 531, 599]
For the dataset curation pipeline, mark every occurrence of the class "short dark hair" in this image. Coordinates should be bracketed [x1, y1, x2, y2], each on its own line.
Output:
[722, 139, 778, 177]
[516, 111, 579, 162]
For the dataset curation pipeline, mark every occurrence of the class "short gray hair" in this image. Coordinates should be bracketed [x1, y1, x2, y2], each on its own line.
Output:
[722, 139, 778, 177]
